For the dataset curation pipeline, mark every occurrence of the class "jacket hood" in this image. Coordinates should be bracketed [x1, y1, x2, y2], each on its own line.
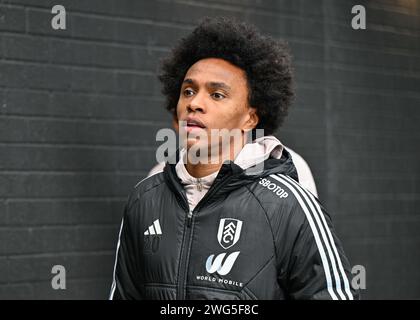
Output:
[174, 136, 284, 191]
[163, 138, 298, 211]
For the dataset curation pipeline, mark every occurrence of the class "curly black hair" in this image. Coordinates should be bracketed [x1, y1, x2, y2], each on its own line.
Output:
[158, 16, 294, 135]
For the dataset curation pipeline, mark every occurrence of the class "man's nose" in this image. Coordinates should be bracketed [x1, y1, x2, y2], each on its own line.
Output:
[187, 92, 206, 113]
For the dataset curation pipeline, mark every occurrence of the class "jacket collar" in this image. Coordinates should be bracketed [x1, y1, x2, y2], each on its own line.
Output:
[163, 143, 298, 211]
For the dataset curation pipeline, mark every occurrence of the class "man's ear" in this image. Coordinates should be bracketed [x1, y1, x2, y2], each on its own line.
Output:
[243, 107, 259, 131]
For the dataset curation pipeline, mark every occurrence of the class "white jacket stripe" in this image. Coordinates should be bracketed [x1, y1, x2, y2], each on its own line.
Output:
[274, 174, 347, 300]
[280, 174, 353, 300]
[274, 174, 353, 300]
[269, 174, 339, 300]
[109, 218, 124, 300]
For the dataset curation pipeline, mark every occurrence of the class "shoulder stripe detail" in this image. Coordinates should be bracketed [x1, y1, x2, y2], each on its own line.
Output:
[269, 174, 342, 299]
[134, 170, 163, 189]
[272, 174, 353, 300]
[269, 174, 338, 299]
[109, 218, 124, 300]
[279, 174, 353, 300]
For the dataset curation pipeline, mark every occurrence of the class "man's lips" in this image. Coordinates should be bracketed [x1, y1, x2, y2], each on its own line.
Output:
[185, 125, 206, 133]
[183, 118, 206, 131]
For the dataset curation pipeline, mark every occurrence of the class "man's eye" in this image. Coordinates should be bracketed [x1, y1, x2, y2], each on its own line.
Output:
[183, 89, 195, 97]
[211, 92, 226, 100]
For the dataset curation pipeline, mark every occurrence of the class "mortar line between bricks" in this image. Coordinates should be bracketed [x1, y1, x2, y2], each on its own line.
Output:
[331, 63, 420, 77]
[331, 214, 420, 222]
[325, 38, 420, 55]
[0, 140, 158, 152]
[0, 142, 157, 151]
[316, 84, 420, 99]
[293, 82, 420, 99]
[0, 85, 168, 99]
[2, 197, 127, 202]
[0, 114, 168, 126]
[176, 0, 302, 17]
[327, 40, 420, 59]
[0, 223, 120, 230]
[312, 109, 420, 121]
[326, 176, 420, 182]
[327, 63, 420, 78]
[325, 173, 420, 180]
[324, 21, 420, 38]
[326, 192, 420, 199]
[0, 86, 166, 101]
[0, 276, 113, 287]
[326, 193, 420, 200]
[1, 57, 157, 75]
[293, 83, 420, 99]
[32, 7, 195, 30]
[311, 126, 420, 136]
[0, 250, 115, 260]
[1, 224, 123, 229]
[0, 170, 148, 175]
[284, 126, 420, 138]
[360, 22, 420, 37]
[75, 13, 194, 30]
[314, 105, 420, 116]
[0, 113, 171, 125]
[1, 58, 156, 76]
[339, 217, 420, 224]
[317, 154, 420, 161]
[314, 170, 419, 177]
[0, 142, 158, 150]
[314, 84, 420, 98]
[295, 60, 420, 78]
[342, 235, 420, 243]
[0, 30, 172, 52]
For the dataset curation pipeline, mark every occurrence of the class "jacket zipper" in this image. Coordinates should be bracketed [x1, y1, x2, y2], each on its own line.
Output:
[177, 175, 234, 299]
[196, 178, 203, 192]
[177, 208, 194, 300]
[187, 210, 193, 227]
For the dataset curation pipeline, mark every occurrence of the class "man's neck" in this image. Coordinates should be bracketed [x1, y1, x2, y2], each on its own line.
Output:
[185, 162, 222, 178]
[184, 142, 244, 178]
[183, 132, 251, 178]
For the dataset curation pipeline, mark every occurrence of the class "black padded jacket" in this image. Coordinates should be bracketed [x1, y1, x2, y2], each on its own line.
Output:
[109, 149, 359, 300]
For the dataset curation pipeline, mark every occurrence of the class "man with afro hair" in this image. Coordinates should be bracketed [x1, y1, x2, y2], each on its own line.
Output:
[110, 17, 358, 300]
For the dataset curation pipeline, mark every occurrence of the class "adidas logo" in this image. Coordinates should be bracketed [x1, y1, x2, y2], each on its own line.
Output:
[144, 219, 162, 235]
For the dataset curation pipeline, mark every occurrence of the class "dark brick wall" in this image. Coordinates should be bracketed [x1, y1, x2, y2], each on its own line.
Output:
[0, 0, 419, 299]
[280, 0, 420, 299]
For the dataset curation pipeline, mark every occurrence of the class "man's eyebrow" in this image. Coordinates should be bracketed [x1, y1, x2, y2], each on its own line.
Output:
[207, 82, 231, 91]
[182, 78, 194, 85]
[182, 79, 231, 91]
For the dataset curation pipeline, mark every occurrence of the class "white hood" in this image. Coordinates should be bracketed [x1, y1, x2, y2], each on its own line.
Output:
[175, 136, 283, 211]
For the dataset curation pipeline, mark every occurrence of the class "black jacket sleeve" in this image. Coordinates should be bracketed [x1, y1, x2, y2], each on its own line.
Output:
[109, 199, 143, 300]
[278, 198, 360, 300]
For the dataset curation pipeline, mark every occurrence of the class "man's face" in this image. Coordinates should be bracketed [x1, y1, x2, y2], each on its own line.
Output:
[176, 58, 257, 157]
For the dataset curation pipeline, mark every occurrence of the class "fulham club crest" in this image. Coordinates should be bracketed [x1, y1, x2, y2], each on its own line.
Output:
[217, 218, 243, 250]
